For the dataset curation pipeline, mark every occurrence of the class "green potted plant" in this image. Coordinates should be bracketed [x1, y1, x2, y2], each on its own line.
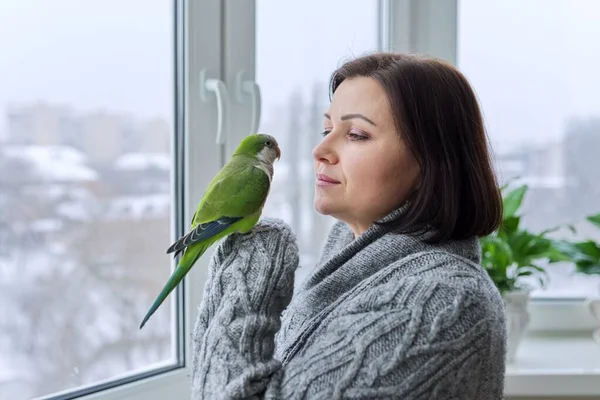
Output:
[552, 213, 600, 276]
[480, 183, 571, 362]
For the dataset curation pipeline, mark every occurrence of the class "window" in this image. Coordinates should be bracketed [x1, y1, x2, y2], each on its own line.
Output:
[230, 0, 383, 287]
[457, 0, 600, 300]
[0, 0, 183, 398]
[13, 0, 593, 397]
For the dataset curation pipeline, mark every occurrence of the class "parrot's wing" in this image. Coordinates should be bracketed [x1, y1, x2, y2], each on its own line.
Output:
[166, 159, 270, 255]
[168, 216, 243, 257]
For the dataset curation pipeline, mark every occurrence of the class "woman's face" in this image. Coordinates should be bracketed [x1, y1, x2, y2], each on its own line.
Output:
[312, 76, 420, 236]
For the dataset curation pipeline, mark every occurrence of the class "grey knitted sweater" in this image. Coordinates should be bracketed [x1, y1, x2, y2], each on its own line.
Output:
[191, 207, 507, 399]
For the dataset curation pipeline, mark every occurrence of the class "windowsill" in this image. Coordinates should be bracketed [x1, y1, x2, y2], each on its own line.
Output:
[505, 330, 600, 397]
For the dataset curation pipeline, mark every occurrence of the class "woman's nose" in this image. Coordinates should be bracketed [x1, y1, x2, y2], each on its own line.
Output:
[312, 135, 337, 164]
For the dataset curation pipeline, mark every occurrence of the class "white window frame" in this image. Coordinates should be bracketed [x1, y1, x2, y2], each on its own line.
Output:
[222, 0, 257, 151]
[385, 0, 457, 65]
[70, 0, 223, 399]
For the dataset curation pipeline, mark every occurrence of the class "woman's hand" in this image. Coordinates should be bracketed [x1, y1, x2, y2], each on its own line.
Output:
[217, 217, 298, 258]
[211, 217, 299, 314]
[191, 217, 299, 398]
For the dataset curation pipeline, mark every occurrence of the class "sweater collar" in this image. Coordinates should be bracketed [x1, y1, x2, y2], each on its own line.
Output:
[304, 201, 482, 291]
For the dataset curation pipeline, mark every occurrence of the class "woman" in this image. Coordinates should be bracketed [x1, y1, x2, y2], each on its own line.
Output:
[191, 52, 506, 399]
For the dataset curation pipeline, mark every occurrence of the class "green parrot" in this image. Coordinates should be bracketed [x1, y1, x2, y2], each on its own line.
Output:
[139, 133, 281, 329]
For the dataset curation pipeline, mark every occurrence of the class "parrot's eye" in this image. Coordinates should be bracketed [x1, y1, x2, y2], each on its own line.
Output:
[266, 140, 272, 146]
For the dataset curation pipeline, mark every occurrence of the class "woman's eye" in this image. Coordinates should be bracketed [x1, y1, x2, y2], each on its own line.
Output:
[348, 132, 368, 141]
[321, 129, 368, 140]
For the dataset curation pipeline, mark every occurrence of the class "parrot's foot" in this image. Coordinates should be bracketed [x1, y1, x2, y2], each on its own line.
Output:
[251, 225, 273, 234]
[234, 226, 268, 242]
[234, 218, 291, 241]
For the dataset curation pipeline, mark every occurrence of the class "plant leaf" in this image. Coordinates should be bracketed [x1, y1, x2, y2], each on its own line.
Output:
[574, 262, 600, 275]
[503, 184, 528, 219]
[575, 240, 600, 259]
[501, 216, 520, 237]
[587, 213, 600, 230]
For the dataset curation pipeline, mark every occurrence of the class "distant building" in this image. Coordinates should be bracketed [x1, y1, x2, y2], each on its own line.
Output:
[5, 102, 171, 166]
[563, 117, 600, 222]
[140, 118, 170, 154]
[6, 103, 77, 147]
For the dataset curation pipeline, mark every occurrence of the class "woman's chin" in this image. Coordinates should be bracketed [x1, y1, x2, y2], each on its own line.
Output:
[313, 199, 334, 216]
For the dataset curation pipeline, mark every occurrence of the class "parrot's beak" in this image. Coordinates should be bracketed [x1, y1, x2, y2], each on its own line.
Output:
[275, 145, 281, 161]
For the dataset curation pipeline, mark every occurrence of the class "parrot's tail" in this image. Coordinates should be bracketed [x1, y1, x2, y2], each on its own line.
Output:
[139, 240, 211, 329]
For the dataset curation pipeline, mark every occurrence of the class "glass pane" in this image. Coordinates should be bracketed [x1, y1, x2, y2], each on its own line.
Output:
[0, 1, 178, 398]
[458, 0, 600, 298]
[255, 0, 380, 287]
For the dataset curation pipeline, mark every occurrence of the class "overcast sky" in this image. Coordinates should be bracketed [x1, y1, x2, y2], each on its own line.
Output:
[0, 0, 598, 153]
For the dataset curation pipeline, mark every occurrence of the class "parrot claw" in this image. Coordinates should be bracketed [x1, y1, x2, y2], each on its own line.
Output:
[234, 225, 270, 242]
[252, 225, 272, 233]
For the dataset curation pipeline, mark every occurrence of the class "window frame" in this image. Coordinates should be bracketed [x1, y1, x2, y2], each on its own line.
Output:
[386, 0, 458, 65]
[222, 0, 257, 152]
[63, 0, 224, 398]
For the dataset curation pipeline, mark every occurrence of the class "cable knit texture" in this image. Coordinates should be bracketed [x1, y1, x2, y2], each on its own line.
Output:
[191, 206, 507, 399]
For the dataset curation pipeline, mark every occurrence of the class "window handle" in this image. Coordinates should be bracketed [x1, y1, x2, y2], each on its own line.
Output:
[200, 69, 230, 145]
[236, 70, 262, 135]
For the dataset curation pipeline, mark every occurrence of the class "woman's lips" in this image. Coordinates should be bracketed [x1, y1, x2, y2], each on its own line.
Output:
[316, 173, 341, 186]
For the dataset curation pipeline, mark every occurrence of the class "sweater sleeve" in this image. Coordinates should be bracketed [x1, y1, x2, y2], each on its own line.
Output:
[190, 217, 299, 399]
[191, 219, 505, 400]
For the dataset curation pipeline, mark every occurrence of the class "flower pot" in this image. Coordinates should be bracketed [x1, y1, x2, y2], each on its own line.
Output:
[503, 289, 531, 363]
[586, 297, 600, 343]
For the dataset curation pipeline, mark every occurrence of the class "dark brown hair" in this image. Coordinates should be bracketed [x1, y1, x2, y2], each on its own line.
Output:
[329, 52, 503, 243]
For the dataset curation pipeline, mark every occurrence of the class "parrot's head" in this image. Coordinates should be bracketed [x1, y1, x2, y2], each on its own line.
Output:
[235, 133, 281, 164]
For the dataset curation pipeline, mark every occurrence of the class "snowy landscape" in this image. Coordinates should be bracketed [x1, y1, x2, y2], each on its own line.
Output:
[0, 137, 175, 398]
[0, 99, 335, 399]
